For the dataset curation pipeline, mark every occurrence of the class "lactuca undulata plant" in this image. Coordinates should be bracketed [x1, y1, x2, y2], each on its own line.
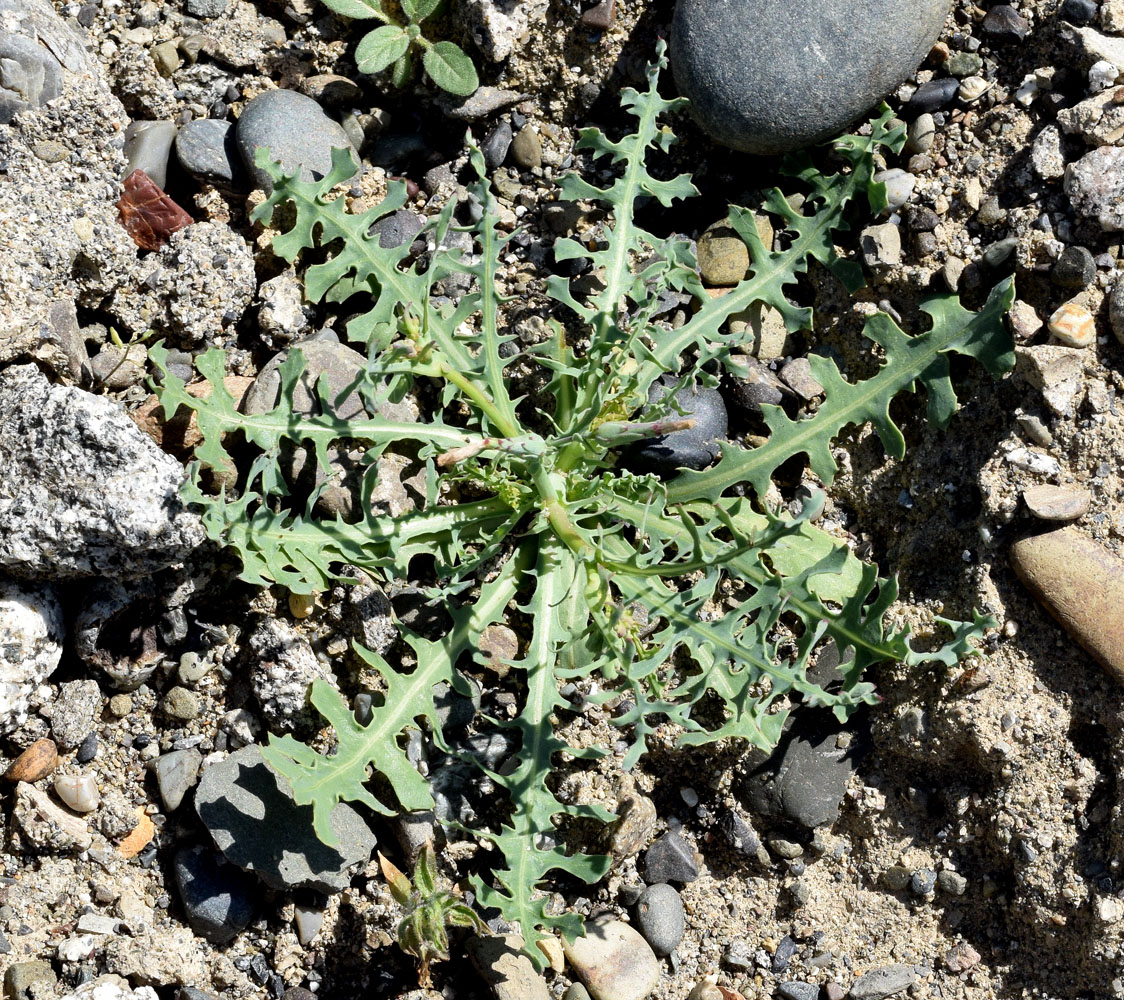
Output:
[151, 43, 1013, 964]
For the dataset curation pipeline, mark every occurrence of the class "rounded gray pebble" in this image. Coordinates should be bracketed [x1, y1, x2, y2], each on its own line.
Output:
[175, 119, 242, 186]
[153, 748, 203, 811]
[634, 883, 685, 956]
[235, 89, 356, 192]
[671, 0, 949, 154]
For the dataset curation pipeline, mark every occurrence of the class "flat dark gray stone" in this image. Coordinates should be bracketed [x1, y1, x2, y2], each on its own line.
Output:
[671, 0, 951, 154]
[173, 845, 256, 945]
[194, 744, 377, 893]
[742, 709, 866, 829]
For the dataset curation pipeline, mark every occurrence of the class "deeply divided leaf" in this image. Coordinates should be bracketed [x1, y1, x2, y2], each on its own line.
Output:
[154, 41, 1008, 962]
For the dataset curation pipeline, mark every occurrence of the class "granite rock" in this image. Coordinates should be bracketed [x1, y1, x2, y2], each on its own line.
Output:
[0, 581, 63, 736]
[1065, 145, 1124, 230]
[671, 0, 950, 154]
[0, 366, 203, 580]
[108, 221, 256, 345]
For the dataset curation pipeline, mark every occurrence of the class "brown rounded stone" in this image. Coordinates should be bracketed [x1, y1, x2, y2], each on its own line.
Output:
[4, 737, 58, 783]
[1010, 527, 1124, 684]
[1022, 484, 1092, 521]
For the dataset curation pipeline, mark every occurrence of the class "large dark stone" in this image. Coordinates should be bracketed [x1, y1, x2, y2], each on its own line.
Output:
[671, 0, 951, 154]
[624, 376, 728, 475]
[194, 744, 377, 893]
[173, 845, 256, 945]
[741, 709, 868, 830]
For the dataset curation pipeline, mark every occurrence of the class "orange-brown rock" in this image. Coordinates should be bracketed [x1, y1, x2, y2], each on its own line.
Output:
[4, 737, 58, 783]
[1010, 527, 1124, 685]
[131, 376, 254, 454]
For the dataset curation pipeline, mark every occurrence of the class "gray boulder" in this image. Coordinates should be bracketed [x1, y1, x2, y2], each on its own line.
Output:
[234, 89, 357, 192]
[0, 0, 95, 123]
[671, 0, 950, 154]
[0, 365, 204, 580]
[0, 0, 136, 374]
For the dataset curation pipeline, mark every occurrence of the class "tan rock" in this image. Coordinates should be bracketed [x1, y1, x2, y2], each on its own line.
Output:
[466, 934, 550, 1000]
[1022, 485, 1092, 521]
[12, 780, 92, 852]
[131, 375, 254, 453]
[1007, 299, 1042, 340]
[1010, 527, 1124, 685]
[697, 223, 750, 286]
[4, 737, 58, 783]
[1047, 301, 1096, 347]
[563, 918, 660, 1000]
[607, 774, 657, 859]
[1016, 345, 1087, 417]
[479, 623, 519, 677]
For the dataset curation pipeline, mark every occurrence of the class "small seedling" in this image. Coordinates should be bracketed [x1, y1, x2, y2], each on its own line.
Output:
[380, 842, 489, 986]
[321, 0, 479, 96]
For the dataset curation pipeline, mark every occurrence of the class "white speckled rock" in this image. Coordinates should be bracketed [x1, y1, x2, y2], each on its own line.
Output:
[0, 365, 204, 580]
[248, 618, 332, 734]
[0, 579, 63, 735]
[563, 918, 660, 1000]
[12, 780, 92, 853]
[108, 221, 256, 345]
[59, 975, 160, 1000]
[671, 0, 951, 154]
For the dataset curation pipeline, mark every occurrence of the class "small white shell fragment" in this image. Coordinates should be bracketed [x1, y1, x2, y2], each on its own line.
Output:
[1048, 301, 1096, 348]
[1016, 74, 1039, 106]
[958, 76, 991, 102]
[1006, 447, 1062, 479]
[1090, 59, 1120, 93]
[54, 773, 100, 813]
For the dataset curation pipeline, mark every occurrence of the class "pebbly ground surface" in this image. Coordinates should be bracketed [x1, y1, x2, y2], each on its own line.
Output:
[5, 1, 1124, 999]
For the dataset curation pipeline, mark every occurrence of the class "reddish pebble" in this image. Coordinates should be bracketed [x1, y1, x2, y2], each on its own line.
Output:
[116, 168, 193, 251]
[580, 0, 615, 29]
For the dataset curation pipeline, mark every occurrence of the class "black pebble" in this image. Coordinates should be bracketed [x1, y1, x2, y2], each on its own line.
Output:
[641, 831, 700, 884]
[624, 375, 728, 476]
[1051, 245, 1096, 289]
[907, 77, 959, 116]
[1061, 0, 1097, 23]
[75, 732, 98, 764]
[981, 4, 1030, 42]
